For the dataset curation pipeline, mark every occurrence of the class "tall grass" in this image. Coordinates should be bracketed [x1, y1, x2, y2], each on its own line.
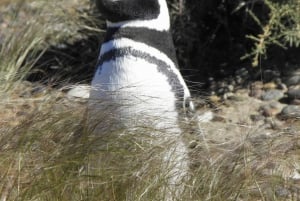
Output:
[0, 0, 300, 201]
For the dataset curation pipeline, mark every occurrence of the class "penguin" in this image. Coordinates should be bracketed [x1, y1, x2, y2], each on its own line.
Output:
[88, 0, 195, 199]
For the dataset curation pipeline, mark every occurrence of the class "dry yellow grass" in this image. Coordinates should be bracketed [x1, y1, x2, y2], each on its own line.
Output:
[0, 0, 300, 201]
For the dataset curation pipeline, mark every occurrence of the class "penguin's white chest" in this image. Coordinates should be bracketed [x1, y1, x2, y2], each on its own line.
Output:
[90, 55, 178, 125]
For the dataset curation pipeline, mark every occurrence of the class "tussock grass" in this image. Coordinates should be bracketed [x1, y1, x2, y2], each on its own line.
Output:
[0, 0, 300, 201]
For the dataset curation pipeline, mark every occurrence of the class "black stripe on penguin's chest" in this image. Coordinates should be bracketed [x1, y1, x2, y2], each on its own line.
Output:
[104, 27, 179, 67]
[98, 47, 185, 101]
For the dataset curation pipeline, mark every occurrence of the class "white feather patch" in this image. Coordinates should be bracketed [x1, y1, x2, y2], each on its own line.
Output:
[99, 38, 191, 100]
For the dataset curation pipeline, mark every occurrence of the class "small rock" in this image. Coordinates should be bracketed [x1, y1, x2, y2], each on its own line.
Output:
[67, 85, 90, 99]
[260, 102, 282, 117]
[263, 69, 280, 82]
[227, 84, 234, 92]
[249, 89, 264, 99]
[31, 86, 48, 97]
[250, 114, 265, 122]
[291, 99, 300, 105]
[277, 83, 288, 92]
[197, 111, 214, 123]
[208, 77, 217, 92]
[235, 67, 249, 78]
[212, 115, 226, 122]
[249, 81, 264, 98]
[264, 117, 282, 129]
[287, 89, 300, 99]
[188, 140, 198, 149]
[227, 94, 245, 102]
[223, 92, 234, 100]
[235, 75, 243, 84]
[275, 187, 291, 198]
[209, 95, 221, 104]
[229, 80, 236, 86]
[290, 170, 300, 180]
[280, 105, 300, 119]
[263, 82, 277, 90]
[274, 78, 282, 85]
[285, 75, 300, 86]
[217, 87, 225, 94]
[261, 89, 284, 101]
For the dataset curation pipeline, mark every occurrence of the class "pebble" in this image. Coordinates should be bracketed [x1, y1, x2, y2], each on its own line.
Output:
[250, 114, 265, 122]
[287, 89, 300, 99]
[249, 81, 264, 98]
[235, 67, 249, 78]
[280, 105, 300, 119]
[226, 94, 245, 101]
[275, 187, 291, 198]
[261, 89, 284, 101]
[277, 83, 288, 92]
[285, 75, 300, 86]
[290, 170, 300, 180]
[260, 102, 282, 117]
[264, 117, 282, 129]
[197, 111, 214, 123]
[67, 85, 90, 99]
[223, 92, 234, 100]
[235, 75, 243, 84]
[31, 86, 48, 97]
[188, 140, 198, 149]
[291, 99, 300, 105]
[274, 78, 282, 85]
[227, 84, 234, 92]
[208, 95, 221, 104]
[263, 69, 280, 82]
[263, 82, 277, 90]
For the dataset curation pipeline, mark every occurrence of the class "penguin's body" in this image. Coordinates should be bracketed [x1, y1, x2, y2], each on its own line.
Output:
[89, 0, 194, 198]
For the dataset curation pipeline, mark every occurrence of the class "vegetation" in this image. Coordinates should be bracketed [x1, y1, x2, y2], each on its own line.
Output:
[241, 0, 300, 66]
[170, 0, 300, 81]
[0, 0, 299, 200]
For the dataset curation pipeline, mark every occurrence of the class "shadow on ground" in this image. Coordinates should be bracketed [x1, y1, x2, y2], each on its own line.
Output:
[27, 34, 102, 87]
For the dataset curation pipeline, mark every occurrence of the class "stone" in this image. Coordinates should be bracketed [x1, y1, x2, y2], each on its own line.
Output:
[291, 99, 300, 105]
[227, 84, 234, 92]
[250, 114, 265, 122]
[261, 89, 284, 101]
[275, 187, 291, 198]
[67, 85, 90, 99]
[235, 75, 243, 84]
[227, 94, 245, 102]
[197, 111, 214, 123]
[264, 117, 283, 129]
[209, 95, 221, 103]
[277, 83, 288, 92]
[263, 69, 280, 82]
[235, 67, 249, 78]
[260, 102, 282, 117]
[285, 75, 300, 86]
[223, 92, 234, 100]
[249, 81, 264, 98]
[274, 78, 282, 85]
[188, 140, 198, 149]
[280, 105, 300, 119]
[263, 82, 277, 90]
[287, 89, 300, 99]
[31, 86, 48, 98]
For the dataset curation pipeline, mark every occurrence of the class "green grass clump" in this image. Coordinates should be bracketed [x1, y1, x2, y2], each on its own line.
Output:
[241, 0, 300, 66]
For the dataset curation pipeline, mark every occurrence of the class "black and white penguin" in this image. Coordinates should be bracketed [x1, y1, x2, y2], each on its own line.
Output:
[88, 0, 194, 198]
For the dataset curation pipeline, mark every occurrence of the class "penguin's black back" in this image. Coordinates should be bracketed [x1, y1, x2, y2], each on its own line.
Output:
[96, 0, 160, 22]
